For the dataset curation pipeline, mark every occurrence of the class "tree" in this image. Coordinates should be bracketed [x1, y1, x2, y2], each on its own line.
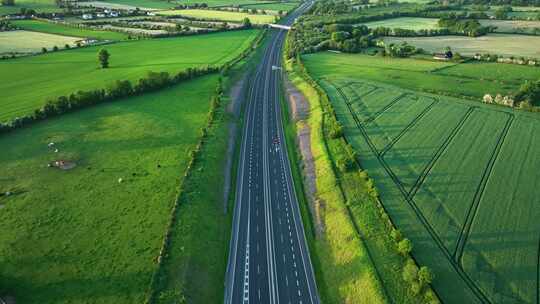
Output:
[515, 79, 540, 106]
[418, 266, 434, 286]
[1, 0, 15, 6]
[402, 261, 418, 283]
[242, 17, 252, 29]
[397, 238, 413, 256]
[98, 49, 110, 69]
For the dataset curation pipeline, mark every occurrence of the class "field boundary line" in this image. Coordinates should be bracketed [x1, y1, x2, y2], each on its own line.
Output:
[326, 79, 491, 304]
[379, 96, 438, 157]
[537, 237, 540, 304]
[454, 112, 515, 263]
[406, 107, 475, 200]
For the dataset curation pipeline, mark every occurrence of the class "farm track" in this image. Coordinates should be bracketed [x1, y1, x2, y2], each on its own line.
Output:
[379, 96, 438, 157]
[454, 113, 514, 263]
[406, 107, 476, 200]
[362, 93, 409, 124]
[326, 80, 491, 304]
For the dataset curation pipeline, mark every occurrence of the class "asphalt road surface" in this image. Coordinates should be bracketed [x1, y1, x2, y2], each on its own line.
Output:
[224, 3, 320, 304]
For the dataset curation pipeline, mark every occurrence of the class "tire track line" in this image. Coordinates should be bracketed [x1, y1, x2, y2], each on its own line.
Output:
[454, 113, 514, 263]
[326, 79, 491, 304]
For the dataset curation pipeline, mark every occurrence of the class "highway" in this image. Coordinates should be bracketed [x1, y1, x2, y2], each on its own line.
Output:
[224, 3, 320, 304]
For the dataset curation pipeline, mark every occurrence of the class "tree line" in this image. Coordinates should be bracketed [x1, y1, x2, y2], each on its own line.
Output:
[0, 66, 219, 134]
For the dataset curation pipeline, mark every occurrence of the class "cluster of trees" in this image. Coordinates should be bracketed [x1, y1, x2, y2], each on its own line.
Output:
[380, 41, 419, 57]
[438, 15, 494, 36]
[309, 0, 353, 15]
[286, 22, 376, 56]
[1, 0, 15, 6]
[0, 20, 16, 31]
[0, 66, 219, 134]
[173, 2, 208, 9]
[515, 79, 540, 107]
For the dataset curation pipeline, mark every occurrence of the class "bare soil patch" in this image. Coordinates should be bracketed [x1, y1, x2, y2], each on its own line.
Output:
[284, 77, 325, 237]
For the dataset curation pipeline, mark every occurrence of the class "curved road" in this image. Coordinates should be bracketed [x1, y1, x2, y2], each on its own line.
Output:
[224, 3, 320, 304]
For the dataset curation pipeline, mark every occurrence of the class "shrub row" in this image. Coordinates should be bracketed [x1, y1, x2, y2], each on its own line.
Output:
[0, 66, 219, 135]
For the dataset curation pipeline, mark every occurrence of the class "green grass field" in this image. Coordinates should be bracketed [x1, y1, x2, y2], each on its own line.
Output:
[174, 0, 262, 7]
[480, 19, 540, 34]
[0, 30, 81, 54]
[97, 0, 177, 9]
[302, 52, 529, 100]
[0, 74, 220, 304]
[362, 17, 440, 30]
[157, 9, 276, 23]
[383, 34, 540, 58]
[303, 52, 540, 304]
[12, 20, 129, 40]
[0, 29, 259, 122]
[241, 1, 299, 12]
[0, 0, 60, 15]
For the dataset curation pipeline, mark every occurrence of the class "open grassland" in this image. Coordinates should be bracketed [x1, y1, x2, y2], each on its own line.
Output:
[174, 0, 262, 7]
[302, 52, 532, 100]
[12, 20, 129, 40]
[383, 34, 540, 58]
[0, 30, 81, 54]
[241, 1, 299, 12]
[0, 74, 219, 304]
[303, 52, 540, 304]
[157, 9, 276, 23]
[95, 0, 176, 9]
[362, 17, 440, 30]
[0, 0, 60, 15]
[480, 19, 540, 34]
[0, 29, 259, 122]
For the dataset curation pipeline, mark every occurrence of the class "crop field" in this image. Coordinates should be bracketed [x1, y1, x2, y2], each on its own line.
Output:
[0, 30, 81, 54]
[383, 34, 540, 58]
[0, 74, 219, 304]
[174, 0, 262, 7]
[95, 0, 176, 9]
[157, 9, 276, 24]
[480, 19, 540, 34]
[0, 29, 259, 122]
[361, 17, 440, 30]
[12, 20, 129, 41]
[0, 0, 60, 15]
[241, 1, 299, 12]
[304, 52, 540, 304]
[302, 52, 532, 99]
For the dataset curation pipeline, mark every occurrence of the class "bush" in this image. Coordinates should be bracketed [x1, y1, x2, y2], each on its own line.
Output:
[402, 260, 418, 283]
[397, 238, 413, 256]
[390, 228, 402, 242]
[418, 266, 434, 286]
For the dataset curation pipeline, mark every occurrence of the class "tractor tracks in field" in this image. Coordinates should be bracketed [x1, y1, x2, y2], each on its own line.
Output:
[454, 112, 514, 264]
[327, 80, 492, 304]
[379, 96, 439, 157]
[406, 107, 476, 200]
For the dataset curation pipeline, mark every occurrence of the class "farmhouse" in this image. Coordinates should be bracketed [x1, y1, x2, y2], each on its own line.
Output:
[82, 14, 94, 20]
[433, 50, 453, 60]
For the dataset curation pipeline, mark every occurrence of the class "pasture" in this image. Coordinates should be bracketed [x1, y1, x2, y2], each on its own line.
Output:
[303, 52, 540, 304]
[479, 19, 540, 34]
[0, 30, 81, 54]
[12, 20, 129, 40]
[0, 29, 259, 122]
[301, 52, 531, 99]
[75, 0, 167, 11]
[0, 74, 220, 304]
[0, 0, 59, 15]
[157, 9, 276, 24]
[383, 34, 540, 58]
[361, 17, 439, 30]
[241, 1, 299, 12]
